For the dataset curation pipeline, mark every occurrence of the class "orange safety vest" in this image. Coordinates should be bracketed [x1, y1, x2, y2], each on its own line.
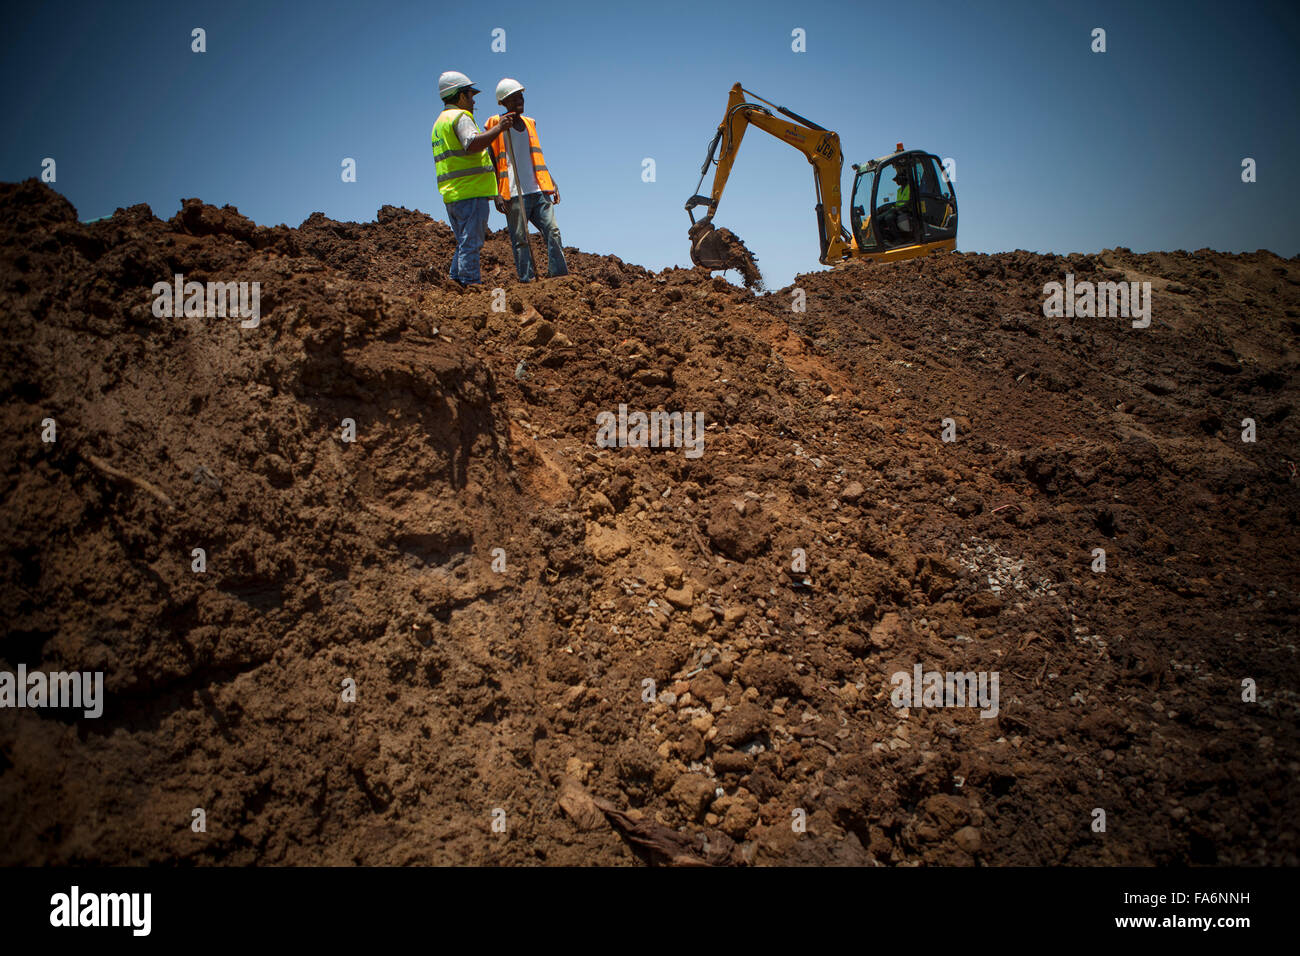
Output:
[484, 114, 556, 201]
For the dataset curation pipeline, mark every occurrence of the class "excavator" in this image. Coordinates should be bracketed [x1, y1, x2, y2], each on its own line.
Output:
[686, 83, 958, 284]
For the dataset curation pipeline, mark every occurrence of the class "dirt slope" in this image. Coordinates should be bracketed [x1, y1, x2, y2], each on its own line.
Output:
[1, 179, 1296, 865]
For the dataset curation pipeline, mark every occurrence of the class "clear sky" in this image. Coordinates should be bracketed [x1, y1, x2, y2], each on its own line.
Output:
[2, 0, 1297, 289]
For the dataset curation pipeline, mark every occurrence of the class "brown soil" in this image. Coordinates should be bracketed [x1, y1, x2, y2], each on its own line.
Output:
[1, 179, 1297, 865]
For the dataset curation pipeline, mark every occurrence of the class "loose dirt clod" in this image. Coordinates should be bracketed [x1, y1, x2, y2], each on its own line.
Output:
[1, 179, 1297, 867]
[688, 221, 764, 290]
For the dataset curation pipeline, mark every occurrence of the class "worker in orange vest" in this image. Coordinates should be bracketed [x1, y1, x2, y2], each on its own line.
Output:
[485, 78, 568, 282]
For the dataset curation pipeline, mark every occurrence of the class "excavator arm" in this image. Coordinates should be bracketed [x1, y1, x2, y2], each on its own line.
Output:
[687, 83, 855, 274]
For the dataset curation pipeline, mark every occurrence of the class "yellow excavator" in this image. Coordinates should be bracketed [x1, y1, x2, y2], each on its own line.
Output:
[686, 83, 958, 283]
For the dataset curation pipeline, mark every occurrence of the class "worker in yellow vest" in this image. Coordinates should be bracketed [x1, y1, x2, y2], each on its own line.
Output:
[879, 165, 915, 245]
[432, 71, 519, 287]
[485, 78, 568, 282]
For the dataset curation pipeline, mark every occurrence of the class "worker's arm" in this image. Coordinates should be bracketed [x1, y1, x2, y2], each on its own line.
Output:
[462, 112, 519, 153]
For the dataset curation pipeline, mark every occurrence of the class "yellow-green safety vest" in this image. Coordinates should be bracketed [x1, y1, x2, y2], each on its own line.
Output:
[432, 109, 497, 202]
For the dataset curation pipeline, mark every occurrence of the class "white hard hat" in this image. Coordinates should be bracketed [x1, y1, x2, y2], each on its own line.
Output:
[438, 71, 478, 99]
[496, 77, 525, 103]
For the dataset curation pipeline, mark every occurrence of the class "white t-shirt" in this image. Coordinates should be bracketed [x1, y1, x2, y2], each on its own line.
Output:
[502, 124, 541, 197]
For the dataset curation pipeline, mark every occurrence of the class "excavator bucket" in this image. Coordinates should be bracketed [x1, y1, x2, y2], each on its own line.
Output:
[688, 221, 763, 290]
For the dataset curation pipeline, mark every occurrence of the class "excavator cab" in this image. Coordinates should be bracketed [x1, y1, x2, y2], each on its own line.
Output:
[851, 148, 957, 261]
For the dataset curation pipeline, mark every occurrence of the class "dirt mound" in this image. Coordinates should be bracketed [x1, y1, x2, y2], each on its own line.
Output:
[1, 180, 1297, 865]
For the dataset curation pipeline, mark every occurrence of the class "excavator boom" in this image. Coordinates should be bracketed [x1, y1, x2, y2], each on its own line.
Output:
[686, 83, 853, 280]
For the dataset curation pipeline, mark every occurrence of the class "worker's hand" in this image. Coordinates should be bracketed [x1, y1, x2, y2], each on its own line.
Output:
[546, 189, 560, 205]
[494, 198, 507, 214]
[498, 111, 520, 132]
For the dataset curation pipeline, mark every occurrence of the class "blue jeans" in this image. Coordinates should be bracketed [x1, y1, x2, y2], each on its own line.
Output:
[445, 196, 490, 285]
[504, 192, 568, 282]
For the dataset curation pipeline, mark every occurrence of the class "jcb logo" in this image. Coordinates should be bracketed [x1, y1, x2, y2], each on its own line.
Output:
[815, 134, 835, 159]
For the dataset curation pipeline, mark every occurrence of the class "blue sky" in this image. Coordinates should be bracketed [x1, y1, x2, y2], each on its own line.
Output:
[2, 0, 1297, 289]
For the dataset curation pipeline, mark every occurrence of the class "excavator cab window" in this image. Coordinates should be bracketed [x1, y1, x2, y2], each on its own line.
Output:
[850, 166, 879, 251]
[915, 155, 958, 243]
[855, 157, 921, 250]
